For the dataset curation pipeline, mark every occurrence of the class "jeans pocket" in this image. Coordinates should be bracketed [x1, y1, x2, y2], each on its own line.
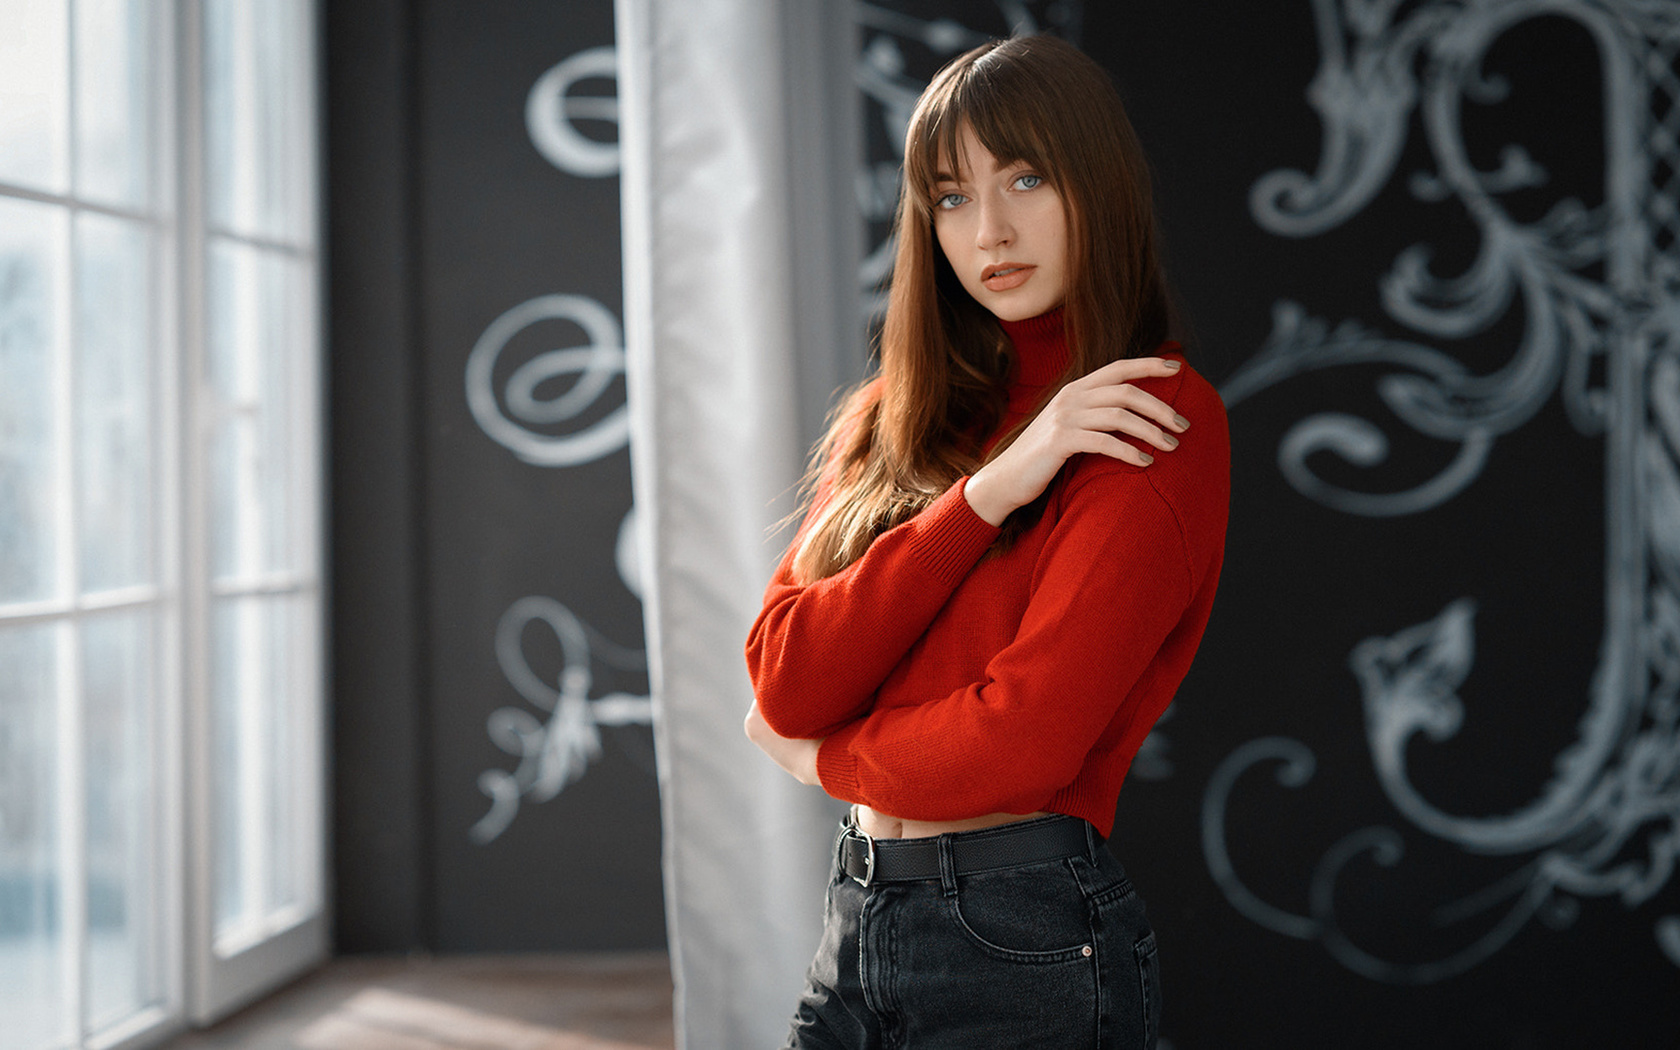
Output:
[901, 876, 1100, 1048]
[945, 860, 1095, 963]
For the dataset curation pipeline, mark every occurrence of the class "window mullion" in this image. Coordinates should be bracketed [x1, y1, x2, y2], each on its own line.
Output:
[54, 627, 88, 1048]
[57, 4, 90, 1033]
[58, 1, 89, 1037]
[153, 0, 187, 1027]
[174, 0, 217, 1022]
[0, 180, 156, 221]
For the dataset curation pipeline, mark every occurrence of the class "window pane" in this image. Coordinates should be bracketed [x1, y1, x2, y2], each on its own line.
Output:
[210, 595, 253, 947]
[84, 610, 161, 1031]
[75, 0, 152, 208]
[206, 240, 301, 583]
[210, 594, 295, 953]
[210, 592, 315, 956]
[204, 0, 308, 242]
[0, 0, 69, 192]
[195, 0, 324, 1011]
[77, 214, 153, 594]
[0, 197, 69, 605]
[0, 624, 64, 1050]
[264, 594, 308, 918]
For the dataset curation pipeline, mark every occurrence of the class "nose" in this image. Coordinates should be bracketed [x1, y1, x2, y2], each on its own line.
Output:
[975, 192, 1013, 250]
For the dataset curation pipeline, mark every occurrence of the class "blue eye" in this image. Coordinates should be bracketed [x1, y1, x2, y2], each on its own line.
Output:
[1014, 173, 1043, 190]
[935, 192, 967, 210]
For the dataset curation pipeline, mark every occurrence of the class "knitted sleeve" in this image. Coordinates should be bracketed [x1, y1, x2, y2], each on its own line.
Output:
[813, 464, 1208, 819]
[745, 478, 1002, 739]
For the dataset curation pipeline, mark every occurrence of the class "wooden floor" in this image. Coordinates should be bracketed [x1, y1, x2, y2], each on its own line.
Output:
[159, 953, 675, 1050]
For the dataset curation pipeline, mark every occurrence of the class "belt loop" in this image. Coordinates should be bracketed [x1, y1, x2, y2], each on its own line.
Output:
[1084, 821, 1101, 864]
[936, 834, 959, 898]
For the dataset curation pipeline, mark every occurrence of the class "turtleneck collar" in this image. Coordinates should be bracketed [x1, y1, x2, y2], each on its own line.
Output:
[998, 307, 1069, 387]
[997, 307, 1069, 419]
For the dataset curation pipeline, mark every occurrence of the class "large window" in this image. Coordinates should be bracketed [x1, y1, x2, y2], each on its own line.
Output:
[0, 1, 325, 1045]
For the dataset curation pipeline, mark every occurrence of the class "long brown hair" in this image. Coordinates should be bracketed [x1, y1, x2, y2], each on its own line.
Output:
[791, 34, 1172, 582]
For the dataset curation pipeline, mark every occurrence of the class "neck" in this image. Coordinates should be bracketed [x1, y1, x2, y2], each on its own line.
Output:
[998, 307, 1069, 390]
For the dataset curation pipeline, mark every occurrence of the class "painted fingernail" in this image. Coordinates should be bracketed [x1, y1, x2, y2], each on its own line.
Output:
[1163, 434, 1179, 449]
[1139, 453, 1154, 466]
[1163, 360, 1181, 370]
[1173, 414, 1190, 430]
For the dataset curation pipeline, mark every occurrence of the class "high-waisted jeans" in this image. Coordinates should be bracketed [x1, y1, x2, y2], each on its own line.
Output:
[783, 816, 1160, 1049]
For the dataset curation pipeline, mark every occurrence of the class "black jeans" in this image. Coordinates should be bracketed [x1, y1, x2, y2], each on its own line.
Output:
[783, 816, 1160, 1049]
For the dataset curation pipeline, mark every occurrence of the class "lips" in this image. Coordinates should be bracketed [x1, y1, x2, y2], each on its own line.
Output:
[981, 262, 1035, 292]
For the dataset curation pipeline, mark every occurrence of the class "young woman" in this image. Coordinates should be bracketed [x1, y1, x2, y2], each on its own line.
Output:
[743, 34, 1229, 1049]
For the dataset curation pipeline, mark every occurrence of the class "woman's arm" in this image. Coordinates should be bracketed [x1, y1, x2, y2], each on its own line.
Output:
[809, 369, 1230, 818]
[817, 470, 1204, 817]
[743, 702, 821, 785]
[965, 355, 1188, 526]
[746, 356, 1193, 741]
[746, 480, 1001, 738]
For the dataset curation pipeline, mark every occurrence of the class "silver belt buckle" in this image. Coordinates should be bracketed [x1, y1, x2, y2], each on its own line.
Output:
[850, 827, 877, 887]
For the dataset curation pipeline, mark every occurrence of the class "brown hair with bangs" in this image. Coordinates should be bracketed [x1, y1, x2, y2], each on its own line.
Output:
[790, 34, 1172, 583]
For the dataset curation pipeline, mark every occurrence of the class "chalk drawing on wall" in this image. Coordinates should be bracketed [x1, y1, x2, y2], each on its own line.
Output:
[464, 292, 630, 467]
[466, 44, 649, 844]
[1206, 0, 1680, 981]
[468, 505, 653, 844]
[526, 45, 619, 178]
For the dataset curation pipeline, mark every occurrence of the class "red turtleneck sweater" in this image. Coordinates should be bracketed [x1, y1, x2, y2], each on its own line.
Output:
[745, 312, 1229, 837]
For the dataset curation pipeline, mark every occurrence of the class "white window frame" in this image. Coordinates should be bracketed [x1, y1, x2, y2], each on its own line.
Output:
[0, 0, 328, 1043]
[177, 0, 328, 1025]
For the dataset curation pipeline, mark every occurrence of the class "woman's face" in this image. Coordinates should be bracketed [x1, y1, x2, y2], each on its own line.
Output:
[930, 123, 1069, 323]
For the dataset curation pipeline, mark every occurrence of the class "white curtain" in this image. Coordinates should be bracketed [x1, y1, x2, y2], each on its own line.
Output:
[616, 2, 863, 1047]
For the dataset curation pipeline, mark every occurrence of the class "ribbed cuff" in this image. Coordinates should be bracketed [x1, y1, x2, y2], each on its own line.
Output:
[815, 726, 861, 799]
[906, 478, 1001, 586]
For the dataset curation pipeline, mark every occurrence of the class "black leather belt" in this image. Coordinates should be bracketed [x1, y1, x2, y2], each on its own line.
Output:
[840, 815, 1093, 887]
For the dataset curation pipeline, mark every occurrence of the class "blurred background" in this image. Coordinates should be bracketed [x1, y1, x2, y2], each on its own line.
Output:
[2, 0, 1676, 1047]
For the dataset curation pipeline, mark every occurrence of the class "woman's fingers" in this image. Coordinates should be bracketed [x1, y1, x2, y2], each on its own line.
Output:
[966, 358, 1191, 522]
[1078, 429, 1157, 467]
[1081, 406, 1179, 452]
[1081, 355, 1182, 385]
[1058, 386, 1186, 438]
[1081, 356, 1189, 389]
[1070, 359, 1190, 432]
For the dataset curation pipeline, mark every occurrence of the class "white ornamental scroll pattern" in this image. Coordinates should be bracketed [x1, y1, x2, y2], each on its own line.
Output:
[469, 508, 653, 844]
[467, 45, 653, 844]
[1206, 0, 1680, 980]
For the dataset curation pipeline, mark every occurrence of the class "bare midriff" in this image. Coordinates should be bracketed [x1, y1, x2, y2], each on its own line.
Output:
[853, 804, 1053, 840]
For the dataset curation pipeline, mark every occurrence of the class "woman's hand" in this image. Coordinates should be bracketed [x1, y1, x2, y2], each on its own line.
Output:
[963, 356, 1188, 527]
[744, 702, 824, 786]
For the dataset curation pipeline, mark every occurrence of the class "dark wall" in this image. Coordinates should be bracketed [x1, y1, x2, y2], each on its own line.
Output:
[326, 0, 429, 952]
[1079, 4, 1677, 1048]
[326, 0, 1679, 1044]
[327, 0, 662, 952]
[859, 2, 1675, 1047]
